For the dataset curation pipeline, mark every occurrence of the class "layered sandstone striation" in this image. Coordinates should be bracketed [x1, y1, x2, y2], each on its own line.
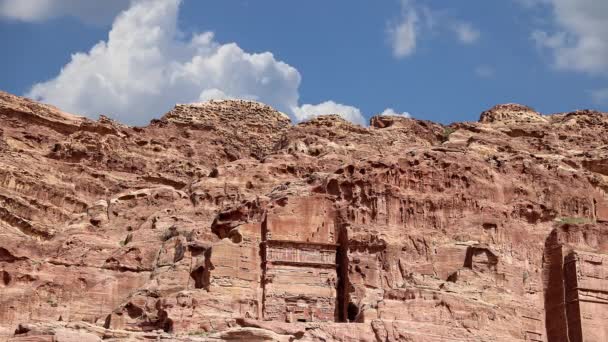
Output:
[1, 90, 608, 341]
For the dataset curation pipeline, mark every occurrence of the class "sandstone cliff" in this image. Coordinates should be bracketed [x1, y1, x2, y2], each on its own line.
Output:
[1, 91, 607, 341]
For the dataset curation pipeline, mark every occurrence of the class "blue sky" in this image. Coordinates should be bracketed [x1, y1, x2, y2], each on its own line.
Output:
[1, 0, 607, 125]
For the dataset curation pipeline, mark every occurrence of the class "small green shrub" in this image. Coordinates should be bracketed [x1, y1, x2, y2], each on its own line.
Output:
[442, 127, 456, 142]
[556, 217, 595, 225]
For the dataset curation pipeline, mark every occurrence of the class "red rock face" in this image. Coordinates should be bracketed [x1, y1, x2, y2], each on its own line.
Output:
[1, 90, 608, 341]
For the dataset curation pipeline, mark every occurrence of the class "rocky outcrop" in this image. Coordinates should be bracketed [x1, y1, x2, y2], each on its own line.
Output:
[1, 90, 608, 341]
[479, 103, 547, 124]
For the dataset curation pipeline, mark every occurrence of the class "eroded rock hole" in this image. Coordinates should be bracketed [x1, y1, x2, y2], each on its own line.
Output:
[158, 310, 174, 333]
[125, 303, 143, 319]
[327, 179, 340, 197]
[1, 271, 11, 286]
[0, 248, 17, 262]
[228, 229, 243, 244]
[347, 302, 359, 322]
[482, 223, 497, 231]
[190, 266, 209, 290]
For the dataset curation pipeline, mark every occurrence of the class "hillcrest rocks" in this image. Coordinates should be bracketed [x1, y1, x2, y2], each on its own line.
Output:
[1, 90, 608, 341]
[479, 103, 547, 124]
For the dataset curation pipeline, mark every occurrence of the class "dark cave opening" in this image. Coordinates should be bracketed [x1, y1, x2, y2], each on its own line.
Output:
[347, 302, 360, 322]
[190, 265, 209, 290]
[1, 270, 10, 286]
[125, 303, 144, 319]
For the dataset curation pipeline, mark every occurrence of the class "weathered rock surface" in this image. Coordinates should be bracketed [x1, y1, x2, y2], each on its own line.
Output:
[1, 90, 608, 341]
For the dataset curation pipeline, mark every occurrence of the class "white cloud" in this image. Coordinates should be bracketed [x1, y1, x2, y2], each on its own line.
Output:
[292, 101, 367, 126]
[474, 65, 495, 78]
[25, 0, 409, 127]
[0, 0, 129, 25]
[387, 1, 480, 58]
[388, 1, 419, 58]
[590, 88, 608, 105]
[453, 22, 480, 44]
[380, 108, 411, 118]
[523, 0, 608, 106]
[27, 0, 302, 125]
[528, 0, 608, 74]
[514, 0, 548, 8]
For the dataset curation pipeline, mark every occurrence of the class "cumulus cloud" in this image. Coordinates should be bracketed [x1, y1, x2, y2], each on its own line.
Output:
[27, 0, 302, 125]
[379, 108, 411, 118]
[0, 0, 129, 25]
[528, 0, 608, 74]
[452, 22, 480, 44]
[292, 101, 367, 126]
[25, 0, 410, 127]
